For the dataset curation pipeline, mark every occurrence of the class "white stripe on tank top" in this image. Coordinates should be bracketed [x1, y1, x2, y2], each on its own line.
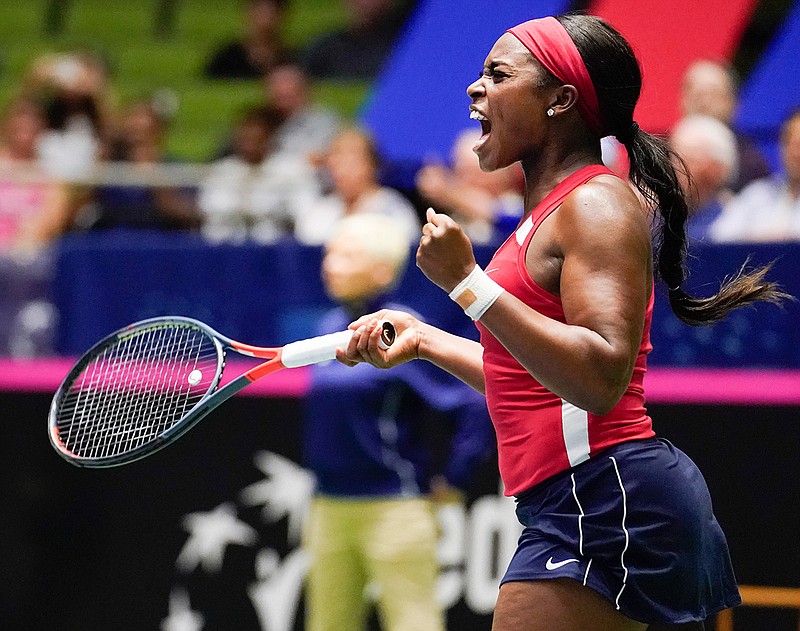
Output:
[562, 399, 591, 467]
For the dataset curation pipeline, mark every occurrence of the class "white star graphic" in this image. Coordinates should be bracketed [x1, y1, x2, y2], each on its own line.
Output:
[239, 451, 315, 545]
[248, 548, 310, 631]
[176, 502, 258, 574]
[160, 587, 205, 631]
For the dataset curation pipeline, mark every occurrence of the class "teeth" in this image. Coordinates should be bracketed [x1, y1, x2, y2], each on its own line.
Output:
[470, 110, 487, 121]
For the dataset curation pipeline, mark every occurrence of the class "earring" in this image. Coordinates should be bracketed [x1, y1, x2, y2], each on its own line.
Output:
[546, 108, 555, 117]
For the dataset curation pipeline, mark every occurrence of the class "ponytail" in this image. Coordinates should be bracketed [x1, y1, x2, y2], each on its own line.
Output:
[624, 129, 788, 325]
[557, 13, 790, 326]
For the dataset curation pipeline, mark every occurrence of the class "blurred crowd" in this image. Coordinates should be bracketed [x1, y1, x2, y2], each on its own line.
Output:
[0, 0, 798, 356]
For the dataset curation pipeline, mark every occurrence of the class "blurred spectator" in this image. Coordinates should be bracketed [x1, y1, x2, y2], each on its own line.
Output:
[23, 51, 114, 180]
[669, 114, 738, 242]
[303, 212, 492, 631]
[204, 0, 292, 80]
[301, 0, 415, 80]
[264, 61, 341, 159]
[415, 128, 523, 245]
[680, 59, 771, 192]
[710, 108, 800, 243]
[198, 105, 320, 244]
[0, 97, 62, 357]
[0, 98, 68, 254]
[53, 100, 200, 234]
[294, 126, 420, 245]
[0, 250, 57, 357]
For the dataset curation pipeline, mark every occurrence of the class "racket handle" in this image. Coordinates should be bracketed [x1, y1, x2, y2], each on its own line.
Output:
[281, 330, 353, 368]
[281, 321, 397, 368]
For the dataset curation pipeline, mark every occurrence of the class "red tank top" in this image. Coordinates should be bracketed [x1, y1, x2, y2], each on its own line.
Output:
[475, 164, 655, 496]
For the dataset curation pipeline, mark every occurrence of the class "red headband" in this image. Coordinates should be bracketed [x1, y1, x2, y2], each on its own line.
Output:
[507, 16, 603, 134]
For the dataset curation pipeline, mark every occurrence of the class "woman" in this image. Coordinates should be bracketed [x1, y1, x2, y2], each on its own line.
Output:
[338, 14, 787, 631]
[0, 97, 67, 253]
[293, 126, 420, 246]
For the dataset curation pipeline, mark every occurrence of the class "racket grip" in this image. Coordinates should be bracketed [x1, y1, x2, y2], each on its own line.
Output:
[281, 321, 397, 368]
[281, 330, 354, 368]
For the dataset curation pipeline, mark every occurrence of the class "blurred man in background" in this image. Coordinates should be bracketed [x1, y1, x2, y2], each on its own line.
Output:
[669, 114, 739, 242]
[415, 128, 523, 246]
[264, 61, 342, 160]
[301, 0, 416, 80]
[198, 104, 320, 243]
[680, 59, 771, 192]
[302, 213, 493, 631]
[710, 108, 800, 242]
[294, 126, 419, 245]
[204, 0, 292, 80]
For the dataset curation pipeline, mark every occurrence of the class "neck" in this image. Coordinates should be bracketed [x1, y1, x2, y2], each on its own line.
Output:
[343, 294, 382, 318]
[343, 183, 378, 210]
[520, 144, 603, 213]
[787, 177, 800, 199]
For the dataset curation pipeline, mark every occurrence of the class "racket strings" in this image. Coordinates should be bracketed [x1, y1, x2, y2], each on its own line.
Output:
[77, 327, 156, 457]
[54, 323, 221, 459]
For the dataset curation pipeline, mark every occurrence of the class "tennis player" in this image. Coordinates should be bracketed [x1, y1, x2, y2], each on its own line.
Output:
[302, 213, 493, 631]
[340, 14, 788, 631]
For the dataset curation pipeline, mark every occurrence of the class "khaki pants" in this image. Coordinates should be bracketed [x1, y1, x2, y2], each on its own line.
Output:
[303, 495, 445, 631]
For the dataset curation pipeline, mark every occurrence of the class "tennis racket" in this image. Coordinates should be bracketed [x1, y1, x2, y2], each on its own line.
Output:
[48, 316, 395, 468]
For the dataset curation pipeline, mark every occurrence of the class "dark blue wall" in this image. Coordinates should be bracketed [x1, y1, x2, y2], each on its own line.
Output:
[51, 232, 799, 368]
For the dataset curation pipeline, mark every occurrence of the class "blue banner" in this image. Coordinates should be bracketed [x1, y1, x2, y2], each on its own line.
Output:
[50, 232, 800, 368]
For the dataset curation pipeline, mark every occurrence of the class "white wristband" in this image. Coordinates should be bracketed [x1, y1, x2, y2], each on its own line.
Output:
[448, 265, 504, 321]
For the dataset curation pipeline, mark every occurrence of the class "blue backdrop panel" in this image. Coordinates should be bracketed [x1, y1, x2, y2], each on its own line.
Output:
[360, 0, 571, 172]
[51, 232, 800, 368]
[735, 0, 800, 169]
[649, 242, 800, 367]
[51, 230, 485, 355]
[52, 232, 314, 352]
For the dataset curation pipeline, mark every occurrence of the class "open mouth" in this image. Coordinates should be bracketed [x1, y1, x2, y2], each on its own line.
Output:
[469, 109, 491, 149]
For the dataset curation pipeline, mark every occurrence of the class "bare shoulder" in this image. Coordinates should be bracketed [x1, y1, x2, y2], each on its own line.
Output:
[561, 174, 644, 226]
[554, 173, 651, 251]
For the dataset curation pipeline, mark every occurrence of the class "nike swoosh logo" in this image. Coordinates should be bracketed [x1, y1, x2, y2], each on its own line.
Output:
[545, 557, 580, 570]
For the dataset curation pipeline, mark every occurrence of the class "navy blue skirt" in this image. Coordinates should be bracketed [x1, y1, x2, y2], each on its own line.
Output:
[502, 438, 741, 624]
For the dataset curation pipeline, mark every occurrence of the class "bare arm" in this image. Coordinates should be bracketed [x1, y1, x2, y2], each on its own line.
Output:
[338, 309, 487, 394]
[24, 183, 91, 245]
[416, 322, 486, 393]
[418, 179, 651, 415]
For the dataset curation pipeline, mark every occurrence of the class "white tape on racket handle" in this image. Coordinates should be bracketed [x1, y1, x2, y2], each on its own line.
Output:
[281, 330, 354, 368]
[281, 321, 396, 368]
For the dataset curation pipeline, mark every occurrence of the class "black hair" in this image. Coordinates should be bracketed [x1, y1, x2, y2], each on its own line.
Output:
[557, 13, 789, 325]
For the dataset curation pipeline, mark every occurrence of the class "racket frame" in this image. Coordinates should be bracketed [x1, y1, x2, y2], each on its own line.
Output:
[48, 317, 282, 468]
[48, 316, 394, 468]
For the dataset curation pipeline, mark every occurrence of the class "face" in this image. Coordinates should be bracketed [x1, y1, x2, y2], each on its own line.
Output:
[322, 234, 392, 304]
[124, 106, 161, 145]
[325, 131, 378, 199]
[235, 120, 270, 164]
[4, 104, 44, 157]
[247, 0, 282, 35]
[681, 62, 736, 123]
[670, 132, 726, 207]
[347, 0, 392, 25]
[266, 66, 306, 116]
[466, 33, 552, 172]
[781, 114, 800, 184]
